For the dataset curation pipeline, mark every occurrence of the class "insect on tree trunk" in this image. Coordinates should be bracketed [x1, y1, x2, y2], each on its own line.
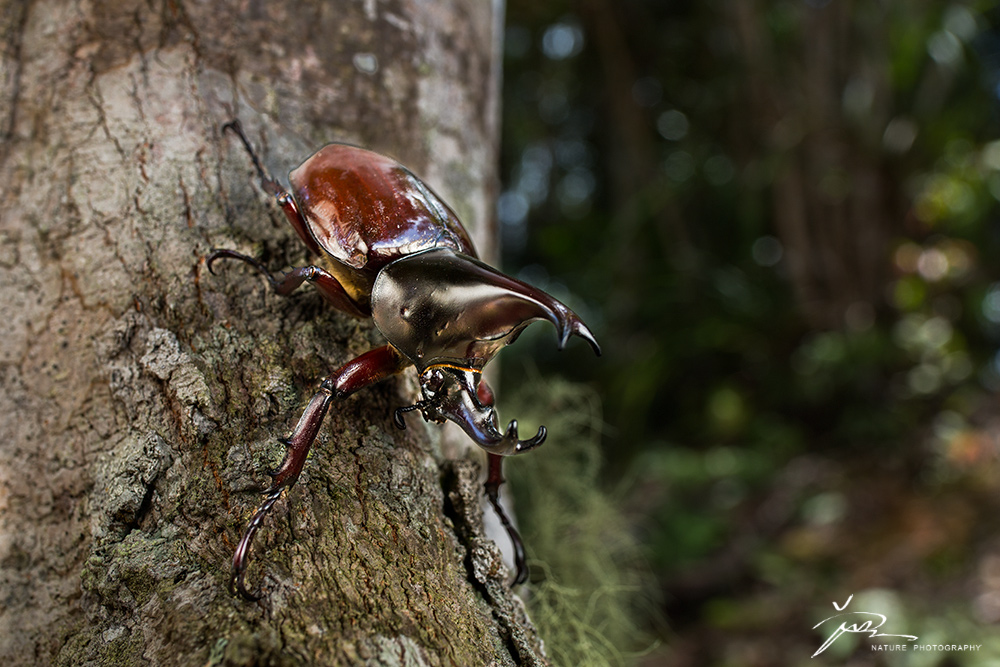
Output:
[0, 0, 548, 664]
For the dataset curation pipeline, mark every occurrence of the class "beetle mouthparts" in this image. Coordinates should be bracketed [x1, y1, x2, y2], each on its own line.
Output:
[506, 420, 547, 454]
[393, 401, 428, 429]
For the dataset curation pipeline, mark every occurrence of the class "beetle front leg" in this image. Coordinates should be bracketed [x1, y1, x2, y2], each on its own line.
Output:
[476, 379, 528, 585]
[231, 345, 410, 600]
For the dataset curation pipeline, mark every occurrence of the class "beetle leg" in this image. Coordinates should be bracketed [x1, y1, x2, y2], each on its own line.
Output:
[231, 345, 410, 600]
[484, 452, 528, 586]
[478, 378, 528, 585]
[392, 401, 428, 430]
[395, 375, 529, 585]
[231, 378, 335, 600]
[207, 249, 367, 318]
[222, 119, 323, 256]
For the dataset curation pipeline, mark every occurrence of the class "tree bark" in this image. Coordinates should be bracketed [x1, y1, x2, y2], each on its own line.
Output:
[0, 0, 546, 665]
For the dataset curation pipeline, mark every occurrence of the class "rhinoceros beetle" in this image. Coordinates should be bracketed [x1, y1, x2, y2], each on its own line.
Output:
[209, 120, 600, 600]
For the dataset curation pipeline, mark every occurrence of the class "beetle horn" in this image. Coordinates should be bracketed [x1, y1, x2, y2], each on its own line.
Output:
[371, 249, 601, 371]
[440, 401, 547, 456]
[498, 420, 547, 453]
[410, 366, 547, 456]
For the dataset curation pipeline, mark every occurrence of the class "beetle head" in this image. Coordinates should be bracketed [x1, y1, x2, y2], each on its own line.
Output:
[394, 365, 546, 456]
[374, 248, 599, 456]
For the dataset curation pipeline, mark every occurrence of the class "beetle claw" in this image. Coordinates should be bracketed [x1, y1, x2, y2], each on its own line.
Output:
[205, 248, 277, 287]
[230, 487, 284, 602]
[393, 402, 426, 430]
[230, 569, 262, 602]
[206, 252, 220, 276]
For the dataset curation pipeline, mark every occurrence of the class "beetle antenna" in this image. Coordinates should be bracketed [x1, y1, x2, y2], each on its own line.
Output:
[222, 119, 283, 198]
[393, 401, 427, 430]
[230, 486, 284, 601]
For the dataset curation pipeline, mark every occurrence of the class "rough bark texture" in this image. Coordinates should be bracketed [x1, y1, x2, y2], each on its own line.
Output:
[0, 0, 547, 665]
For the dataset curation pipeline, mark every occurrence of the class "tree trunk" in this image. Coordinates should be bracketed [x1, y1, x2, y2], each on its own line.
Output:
[0, 0, 547, 664]
[729, 0, 898, 330]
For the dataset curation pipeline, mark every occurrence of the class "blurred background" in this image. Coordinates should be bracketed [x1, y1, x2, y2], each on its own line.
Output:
[495, 1, 1000, 665]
